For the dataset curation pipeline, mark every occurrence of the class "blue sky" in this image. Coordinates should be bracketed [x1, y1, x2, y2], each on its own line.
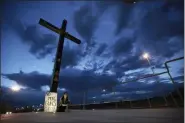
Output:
[1, 0, 184, 106]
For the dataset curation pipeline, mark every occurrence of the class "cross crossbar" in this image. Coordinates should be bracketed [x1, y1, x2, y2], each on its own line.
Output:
[39, 18, 81, 44]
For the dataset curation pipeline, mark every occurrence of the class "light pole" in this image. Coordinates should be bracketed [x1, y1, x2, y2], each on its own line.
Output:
[83, 91, 87, 110]
[101, 89, 106, 103]
[142, 53, 168, 107]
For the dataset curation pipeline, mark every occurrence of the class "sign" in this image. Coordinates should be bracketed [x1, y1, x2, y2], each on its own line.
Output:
[44, 92, 57, 112]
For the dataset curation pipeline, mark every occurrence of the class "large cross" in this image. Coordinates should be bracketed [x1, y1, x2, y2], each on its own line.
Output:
[39, 18, 81, 93]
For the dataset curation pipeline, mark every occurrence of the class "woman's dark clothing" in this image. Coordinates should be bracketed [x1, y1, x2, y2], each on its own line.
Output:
[60, 96, 70, 104]
[58, 95, 70, 112]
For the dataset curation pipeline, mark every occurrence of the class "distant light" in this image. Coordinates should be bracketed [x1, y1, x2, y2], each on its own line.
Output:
[11, 85, 20, 92]
[102, 89, 106, 92]
[142, 53, 150, 59]
[6, 112, 12, 114]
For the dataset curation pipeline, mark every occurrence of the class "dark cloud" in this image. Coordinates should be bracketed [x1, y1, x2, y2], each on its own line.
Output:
[95, 43, 107, 56]
[104, 52, 147, 76]
[73, 4, 99, 48]
[112, 37, 134, 56]
[2, 70, 184, 105]
[114, 4, 135, 35]
[173, 75, 184, 82]
[140, 0, 183, 40]
[2, 2, 57, 59]
[60, 46, 83, 68]
[3, 18, 57, 59]
[178, 68, 184, 75]
[1, 69, 118, 92]
[95, 1, 135, 35]
[73, 1, 122, 50]
[136, 0, 184, 58]
[2, 71, 50, 89]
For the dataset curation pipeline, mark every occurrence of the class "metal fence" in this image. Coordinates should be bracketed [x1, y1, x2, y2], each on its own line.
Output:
[8, 57, 184, 113]
[69, 57, 184, 109]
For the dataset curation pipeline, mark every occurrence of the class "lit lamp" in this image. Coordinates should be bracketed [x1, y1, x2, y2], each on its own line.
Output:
[142, 52, 155, 73]
[142, 52, 168, 107]
[143, 53, 150, 64]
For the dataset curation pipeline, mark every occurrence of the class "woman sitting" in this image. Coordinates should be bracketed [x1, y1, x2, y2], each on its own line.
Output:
[58, 92, 70, 112]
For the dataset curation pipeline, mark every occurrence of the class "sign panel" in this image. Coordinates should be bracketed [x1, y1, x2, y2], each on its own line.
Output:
[44, 92, 57, 112]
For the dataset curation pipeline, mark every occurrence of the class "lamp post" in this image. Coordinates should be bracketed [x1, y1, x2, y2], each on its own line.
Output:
[142, 53, 169, 107]
[101, 89, 106, 103]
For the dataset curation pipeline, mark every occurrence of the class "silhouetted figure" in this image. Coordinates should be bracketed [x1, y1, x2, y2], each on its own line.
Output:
[58, 92, 70, 112]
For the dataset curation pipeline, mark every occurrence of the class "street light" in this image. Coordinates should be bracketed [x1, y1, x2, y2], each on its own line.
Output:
[143, 53, 152, 65]
[142, 52, 168, 107]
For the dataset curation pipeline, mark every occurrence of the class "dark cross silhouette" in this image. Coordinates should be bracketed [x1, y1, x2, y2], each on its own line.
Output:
[39, 18, 81, 92]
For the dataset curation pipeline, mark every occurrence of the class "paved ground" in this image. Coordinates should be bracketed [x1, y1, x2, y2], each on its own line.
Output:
[1, 108, 184, 123]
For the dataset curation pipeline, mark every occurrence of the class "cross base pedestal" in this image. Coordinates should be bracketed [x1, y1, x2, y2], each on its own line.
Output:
[44, 92, 58, 113]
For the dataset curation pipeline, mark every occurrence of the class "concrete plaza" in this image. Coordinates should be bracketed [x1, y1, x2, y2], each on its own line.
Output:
[1, 108, 184, 123]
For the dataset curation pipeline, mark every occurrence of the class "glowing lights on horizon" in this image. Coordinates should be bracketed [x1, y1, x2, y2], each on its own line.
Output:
[11, 85, 21, 92]
[102, 89, 106, 92]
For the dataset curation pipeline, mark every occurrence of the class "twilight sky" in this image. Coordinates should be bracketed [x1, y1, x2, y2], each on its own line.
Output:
[1, 0, 184, 106]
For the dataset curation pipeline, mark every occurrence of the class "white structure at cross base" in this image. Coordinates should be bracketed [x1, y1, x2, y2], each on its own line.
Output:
[44, 92, 58, 112]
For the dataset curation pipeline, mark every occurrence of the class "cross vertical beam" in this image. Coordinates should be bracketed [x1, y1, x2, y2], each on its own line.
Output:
[50, 20, 67, 92]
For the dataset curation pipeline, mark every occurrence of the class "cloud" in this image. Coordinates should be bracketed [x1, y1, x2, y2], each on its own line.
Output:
[114, 3, 135, 35]
[135, 0, 184, 58]
[73, 4, 99, 48]
[95, 1, 135, 35]
[112, 37, 134, 56]
[173, 75, 184, 83]
[1, 69, 118, 92]
[95, 43, 107, 56]
[60, 46, 83, 68]
[2, 70, 183, 105]
[2, 71, 51, 90]
[3, 19, 57, 59]
[103, 52, 147, 77]
[2, 2, 57, 59]
[73, 2, 119, 50]
[40, 85, 50, 92]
